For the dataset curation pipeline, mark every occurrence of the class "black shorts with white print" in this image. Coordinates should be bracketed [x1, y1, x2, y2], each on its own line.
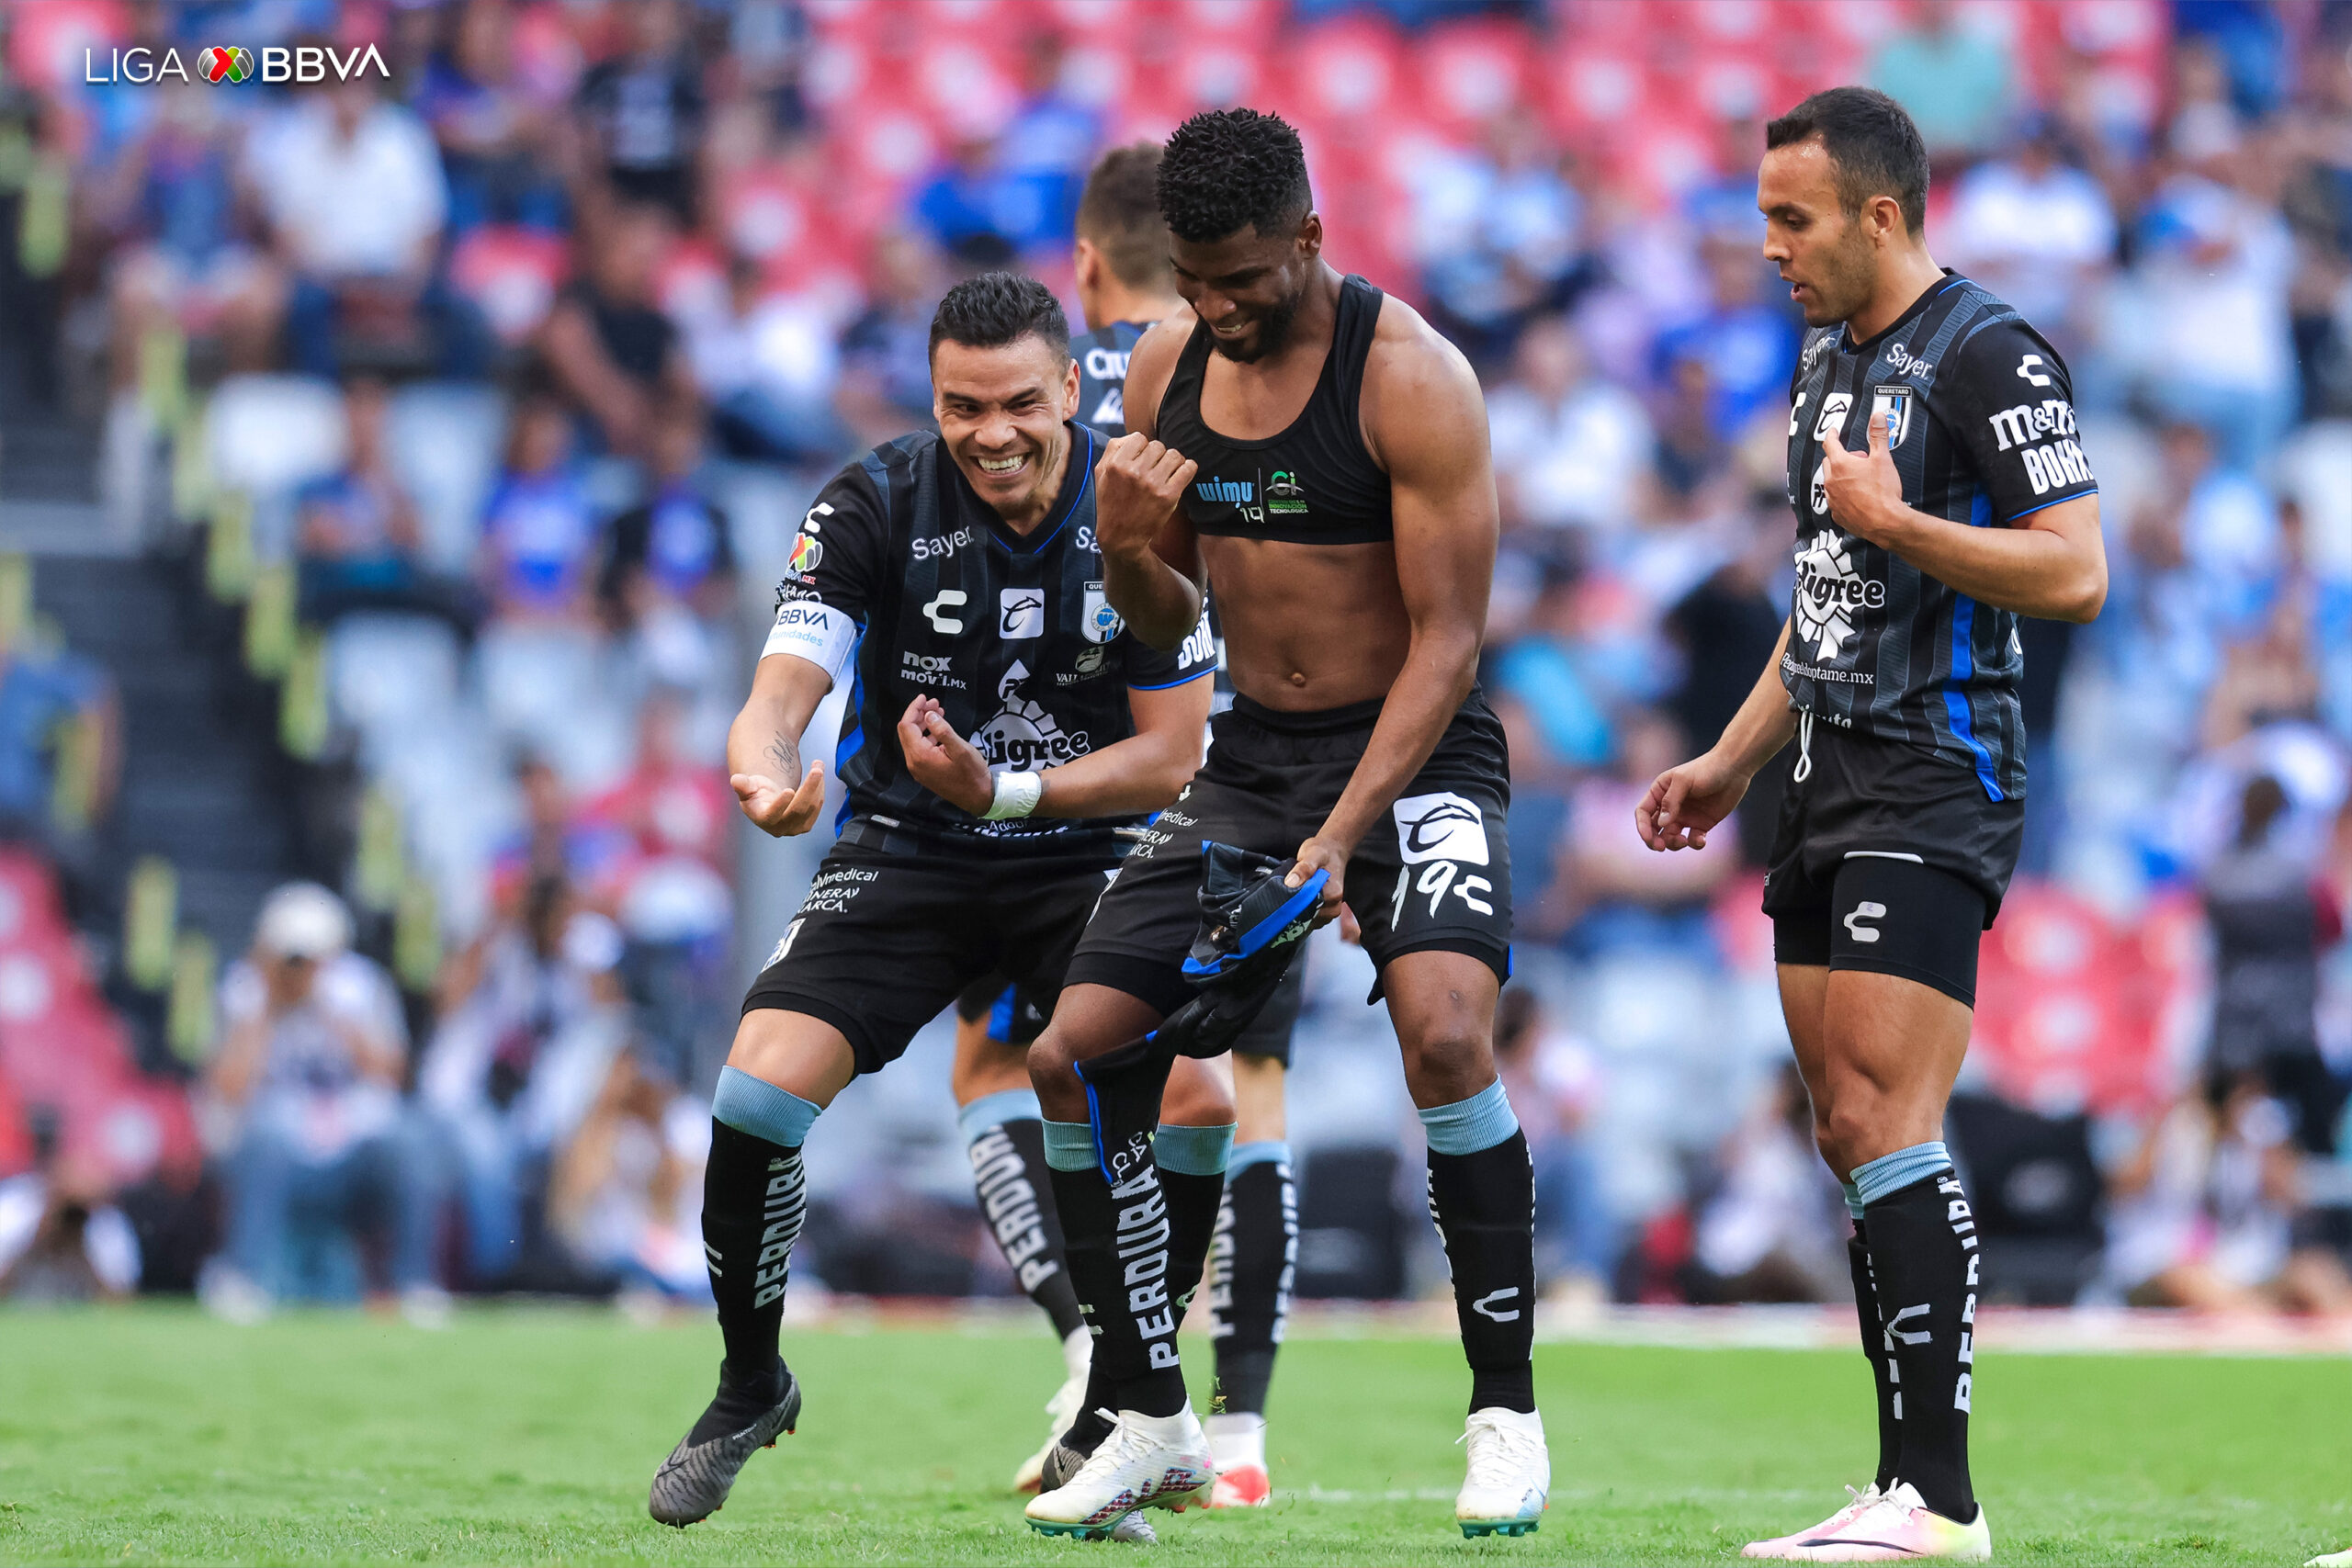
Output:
[1068, 690, 1513, 1017]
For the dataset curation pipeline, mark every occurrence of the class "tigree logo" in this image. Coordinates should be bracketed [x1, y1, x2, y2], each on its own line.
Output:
[971, 662, 1092, 771]
[86, 41, 389, 84]
[1792, 529, 1883, 659]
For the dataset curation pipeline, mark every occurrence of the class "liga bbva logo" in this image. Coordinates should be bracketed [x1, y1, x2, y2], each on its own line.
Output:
[85, 41, 390, 85]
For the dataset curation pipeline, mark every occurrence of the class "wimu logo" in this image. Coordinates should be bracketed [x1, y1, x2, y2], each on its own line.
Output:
[1195, 476, 1253, 504]
[86, 42, 390, 85]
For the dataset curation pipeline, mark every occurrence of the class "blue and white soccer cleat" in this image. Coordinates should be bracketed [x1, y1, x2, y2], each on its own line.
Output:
[1455, 1406, 1549, 1538]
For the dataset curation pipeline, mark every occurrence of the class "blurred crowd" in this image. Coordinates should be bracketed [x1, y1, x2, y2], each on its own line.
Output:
[0, 0, 2349, 1321]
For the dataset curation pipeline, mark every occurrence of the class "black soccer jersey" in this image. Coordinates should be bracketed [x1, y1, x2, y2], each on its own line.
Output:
[1782, 271, 2096, 803]
[1072, 319, 1151, 435]
[766, 421, 1216, 859]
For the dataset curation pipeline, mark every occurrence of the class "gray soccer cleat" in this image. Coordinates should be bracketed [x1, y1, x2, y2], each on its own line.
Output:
[648, 1369, 802, 1527]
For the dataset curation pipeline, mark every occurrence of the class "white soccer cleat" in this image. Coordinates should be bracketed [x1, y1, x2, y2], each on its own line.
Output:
[1107, 1511, 1159, 1543]
[1205, 1412, 1271, 1507]
[2305, 1551, 2352, 1567]
[1754, 1481, 1990, 1561]
[1012, 1329, 1092, 1493]
[1742, 1484, 1883, 1558]
[1455, 1406, 1549, 1538]
[1024, 1407, 1214, 1538]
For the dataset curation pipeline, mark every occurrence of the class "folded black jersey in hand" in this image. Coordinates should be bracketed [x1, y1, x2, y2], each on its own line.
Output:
[1072, 844, 1325, 1179]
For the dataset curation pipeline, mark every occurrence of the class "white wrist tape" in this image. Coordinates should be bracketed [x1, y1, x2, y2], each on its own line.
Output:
[983, 770, 1044, 821]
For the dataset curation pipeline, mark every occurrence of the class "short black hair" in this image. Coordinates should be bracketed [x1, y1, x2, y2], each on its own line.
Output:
[1158, 108, 1312, 243]
[1078, 142, 1172, 289]
[928, 271, 1070, 361]
[1765, 86, 1929, 234]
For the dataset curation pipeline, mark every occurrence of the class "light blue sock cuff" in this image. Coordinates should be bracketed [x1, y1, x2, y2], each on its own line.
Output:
[1042, 1120, 1097, 1173]
[712, 1066, 822, 1148]
[1155, 1122, 1236, 1177]
[1852, 1141, 1953, 1208]
[956, 1088, 1042, 1145]
[1229, 1140, 1290, 1174]
[1842, 1181, 1866, 1224]
[1419, 1079, 1521, 1156]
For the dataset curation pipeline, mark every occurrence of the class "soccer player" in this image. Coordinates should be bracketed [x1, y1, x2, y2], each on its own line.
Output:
[647, 271, 1223, 1529]
[1022, 108, 1544, 1540]
[949, 139, 1303, 1507]
[1637, 89, 2106, 1562]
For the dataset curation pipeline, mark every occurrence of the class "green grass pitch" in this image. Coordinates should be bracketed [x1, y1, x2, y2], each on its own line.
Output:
[0, 1306, 2345, 1564]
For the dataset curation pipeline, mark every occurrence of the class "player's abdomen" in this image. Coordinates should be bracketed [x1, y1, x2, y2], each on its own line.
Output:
[1203, 534, 1411, 711]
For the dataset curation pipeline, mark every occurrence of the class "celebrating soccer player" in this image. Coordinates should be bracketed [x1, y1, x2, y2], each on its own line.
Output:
[1637, 88, 2107, 1562]
[646, 272, 1223, 1537]
[1021, 109, 1544, 1540]
[945, 141, 1301, 1507]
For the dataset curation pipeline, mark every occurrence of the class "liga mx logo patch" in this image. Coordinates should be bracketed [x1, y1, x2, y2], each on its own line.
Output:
[1392, 792, 1487, 865]
[1871, 384, 1914, 446]
[198, 46, 253, 83]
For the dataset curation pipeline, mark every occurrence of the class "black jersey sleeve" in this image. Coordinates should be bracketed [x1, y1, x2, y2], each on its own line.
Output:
[1935, 318, 2098, 525]
[763, 459, 889, 683]
[1119, 603, 1219, 691]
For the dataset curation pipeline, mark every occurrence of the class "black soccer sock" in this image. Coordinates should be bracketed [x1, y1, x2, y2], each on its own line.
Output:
[1847, 1226, 1899, 1493]
[695, 1117, 806, 1441]
[1046, 1124, 1189, 1418]
[1425, 1110, 1537, 1416]
[1863, 1168, 1981, 1523]
[1210, 1143, 1295, 1417]
[961, 1103, 1085, 1342]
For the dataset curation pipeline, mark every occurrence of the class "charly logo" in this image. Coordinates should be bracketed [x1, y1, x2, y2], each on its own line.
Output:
[971, 661, 1091, 771]
[1792, 528, 1884, 660]
[1265, 469, 1307, 516]
[85, 41, 387, 84]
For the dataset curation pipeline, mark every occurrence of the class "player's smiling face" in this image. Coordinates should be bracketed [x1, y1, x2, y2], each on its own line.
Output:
[1758, 139, 1878, 329]
[932, 333, 1080, 530]
[1170, 213, 1320, 364]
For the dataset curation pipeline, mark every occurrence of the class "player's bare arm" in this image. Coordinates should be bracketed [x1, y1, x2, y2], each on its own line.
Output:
[1637, 619, 1800, 852]
[725, 650, 832, 836]
[894, 676, 1210, 818]
[1820, 412, 2107, 621]
[1289, 305, 1497, 910]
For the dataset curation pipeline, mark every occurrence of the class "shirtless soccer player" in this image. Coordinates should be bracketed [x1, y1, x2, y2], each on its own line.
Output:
[948, 140, 1305, 1509]
[1022, 108, 1546, 1541]
[1639, 89, 2106, 1562]
[645, 273, 1224, 1536]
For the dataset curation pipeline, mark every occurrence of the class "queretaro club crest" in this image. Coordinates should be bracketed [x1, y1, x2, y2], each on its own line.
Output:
[1871, 384, 1913, 446]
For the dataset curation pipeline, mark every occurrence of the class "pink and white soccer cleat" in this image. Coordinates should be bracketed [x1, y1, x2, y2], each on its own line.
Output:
[1747, 1482, 1990, 1562]
[1742, 1485, 1884, 1559]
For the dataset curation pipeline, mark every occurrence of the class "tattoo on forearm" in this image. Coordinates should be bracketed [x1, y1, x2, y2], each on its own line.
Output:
[766, 734, 799, 782]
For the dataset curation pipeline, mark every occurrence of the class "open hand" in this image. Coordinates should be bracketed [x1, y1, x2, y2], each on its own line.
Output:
[1634, 750, 1750, 852]
[1818, 412, 1907, 546]
[732, 763, 827, 837]
[1093, 433, 1197, 561]
[897, 695, 994, 816]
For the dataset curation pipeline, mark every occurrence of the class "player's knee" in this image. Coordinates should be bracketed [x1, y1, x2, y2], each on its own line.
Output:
[1025, 1032, 1084, 1115]
[1822, 1100, 1885, 1175]
[1398, 1028, 1492, 1106]
[1161, 1057, 1237, 1126]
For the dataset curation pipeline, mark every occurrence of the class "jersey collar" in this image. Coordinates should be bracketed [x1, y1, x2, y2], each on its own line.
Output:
[970, 420, 1096, 557]
[1839, 268, 1966, 355]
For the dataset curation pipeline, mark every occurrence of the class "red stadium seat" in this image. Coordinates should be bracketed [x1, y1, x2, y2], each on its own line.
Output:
[1288, 17, 1410, 127]
[1540, 43, 1653, 139]
[1417, 18, 1535, 137]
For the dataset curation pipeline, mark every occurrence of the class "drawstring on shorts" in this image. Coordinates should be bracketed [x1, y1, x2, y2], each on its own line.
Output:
[1792, 709, 1815, 784]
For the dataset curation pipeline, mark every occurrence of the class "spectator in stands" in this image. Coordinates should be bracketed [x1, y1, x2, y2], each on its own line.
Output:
[597, 404, 736, 633]
[1661, 513, 1787, 863]
[1486, 314, 1653, 537]
[1553, 708, 1736, 954]
[1866, 0, 2015, 160]
[1488, 557, 1619, 913]
[413, 0, 569, 235]
[198, 883, 443, 1323]
[990, 29, 1098, 250]
[572, 0, 706, 226]
[479, 393, 599, 622]
[1415, 112, 1585, 365]
[0, 638, 119, 842]
[1649, 228, 1799, 454]
[547, 1047, 709, 1305]
[537, 202, 697, 457]
[1492, 987, 1612, 1305]
[1945, 117, 2118, 346]
[420, 873, 630, 1288]
[1688, 1064, 1848, 1303]
[2103, 1070, 2352, 1316]
[2205, 775, 2348, 1156]
[836, 230, 946, 446]
[686, 254, 850, 466]
[247, 69, 452, 378]
[295, 376, 482, 637]
[0, 1113, 139, 1303]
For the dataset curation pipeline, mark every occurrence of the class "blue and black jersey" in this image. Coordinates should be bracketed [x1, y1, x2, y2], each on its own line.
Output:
[1072, 318, 1152, 436]
[765, 421, 1216, 861]
[1782, 271, 2097, 802]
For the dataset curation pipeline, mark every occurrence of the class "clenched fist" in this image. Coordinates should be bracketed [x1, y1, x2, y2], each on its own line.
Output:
[1093, 432, 1198, 562]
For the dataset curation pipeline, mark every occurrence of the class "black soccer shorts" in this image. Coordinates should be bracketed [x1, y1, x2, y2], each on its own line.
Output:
[1763, 715, 2025, 1008]
[955, 971, 1051, 1047]
[743, 840, 1115, 1074]
[1069, 691, 1513, 1019]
